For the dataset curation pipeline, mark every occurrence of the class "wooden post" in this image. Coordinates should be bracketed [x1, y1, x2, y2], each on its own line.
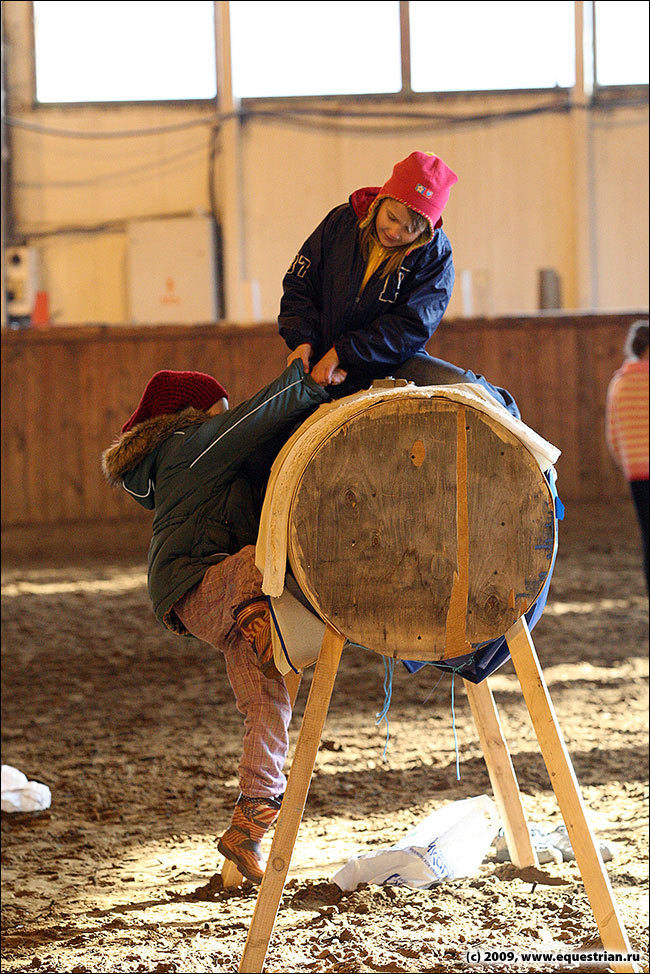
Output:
[507, 617, 636, 974]
[221, 857, 244, 889]
[464, 678, 538, 868]
[284, 668, 303, 710]
[239, 626, 345, 974]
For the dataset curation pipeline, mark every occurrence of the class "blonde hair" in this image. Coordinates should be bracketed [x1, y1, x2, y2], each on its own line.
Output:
[358, 198, 431, 280]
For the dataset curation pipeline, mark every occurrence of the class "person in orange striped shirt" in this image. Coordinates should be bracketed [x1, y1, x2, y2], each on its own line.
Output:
[606, 319, 649, 589]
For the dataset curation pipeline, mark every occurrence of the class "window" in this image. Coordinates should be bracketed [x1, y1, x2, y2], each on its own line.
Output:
[33, 1, 217, 103]
[595, 1, 649, 86]
[409, 1, 575, 92]
[229, 1, 401, 97]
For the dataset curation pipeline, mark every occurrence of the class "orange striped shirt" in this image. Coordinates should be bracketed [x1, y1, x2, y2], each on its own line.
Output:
[606, 359, 649, 481]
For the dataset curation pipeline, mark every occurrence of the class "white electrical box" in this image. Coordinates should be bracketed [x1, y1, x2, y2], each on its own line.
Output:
[127, 215, 219, 324]
[5, 246, 40, 317]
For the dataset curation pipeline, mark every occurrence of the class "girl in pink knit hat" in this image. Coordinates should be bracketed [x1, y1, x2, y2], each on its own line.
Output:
[279, 150, 519, 417]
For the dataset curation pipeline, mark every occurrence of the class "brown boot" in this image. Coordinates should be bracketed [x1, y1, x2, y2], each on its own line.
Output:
[217, 794, 282, 883]
[233, 597, 283, 681]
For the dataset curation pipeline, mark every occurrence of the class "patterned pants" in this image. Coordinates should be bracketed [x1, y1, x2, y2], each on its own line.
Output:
[173, 545, 291, 798]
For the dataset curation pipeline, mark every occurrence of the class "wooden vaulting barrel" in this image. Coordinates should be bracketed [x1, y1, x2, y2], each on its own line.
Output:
[243, 387, 635, 974]
[286, 396, 555, 662]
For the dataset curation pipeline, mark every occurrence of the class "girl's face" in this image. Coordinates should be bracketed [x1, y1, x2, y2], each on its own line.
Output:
[375, 199, 424, 248]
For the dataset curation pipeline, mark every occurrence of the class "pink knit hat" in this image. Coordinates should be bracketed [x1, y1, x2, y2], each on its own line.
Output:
[375, 151, 458, 233]
[121, 370, 228, 433]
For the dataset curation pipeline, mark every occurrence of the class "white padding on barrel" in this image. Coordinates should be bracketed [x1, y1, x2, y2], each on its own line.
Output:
[256, 382, 560, 598]
[269, 585, 326, 676]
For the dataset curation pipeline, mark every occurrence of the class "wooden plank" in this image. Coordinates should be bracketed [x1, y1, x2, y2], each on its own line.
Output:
[221, 858, 244, 889]
[239, 626, 344, 974]
[551, 324, 581, 500]
[464, 679, 538, 868]
[284, 670, 302, 710]
[82, 339, 112, 520]
[593, 322, 630, 496]
[22, 343, 45, 525]
[575, 326, 598, 497]
[59, 341, 86, 521]
[507, 616, 635, 972]
[1, 342, 29, 525]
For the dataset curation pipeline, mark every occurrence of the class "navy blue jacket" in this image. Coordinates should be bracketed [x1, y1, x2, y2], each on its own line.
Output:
[278, 188, 454, 378]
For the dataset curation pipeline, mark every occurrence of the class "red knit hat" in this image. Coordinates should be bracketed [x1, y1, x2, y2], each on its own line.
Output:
[375, 151, 458, 233]
[121, 370, 228, 433]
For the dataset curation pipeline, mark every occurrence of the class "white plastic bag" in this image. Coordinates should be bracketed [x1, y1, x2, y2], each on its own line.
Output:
[1, 764, 52, 813]
[332, 795, 500, 891]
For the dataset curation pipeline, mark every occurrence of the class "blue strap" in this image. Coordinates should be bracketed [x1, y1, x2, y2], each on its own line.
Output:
[267, 597, 299, 674]
[451, 673, 460, 781]
[375, 657, 396, 762]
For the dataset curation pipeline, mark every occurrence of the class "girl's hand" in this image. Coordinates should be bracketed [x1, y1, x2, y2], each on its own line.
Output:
[311, 348, 347, 387]
[329, 367, 348, 386]
[287, 343, 313, 372]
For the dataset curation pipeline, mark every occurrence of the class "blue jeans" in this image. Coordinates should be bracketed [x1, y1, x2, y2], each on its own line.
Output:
[330, 351, 520, 419]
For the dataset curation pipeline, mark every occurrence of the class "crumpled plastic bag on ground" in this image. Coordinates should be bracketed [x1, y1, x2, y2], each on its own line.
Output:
[332, 795, 500, 891]
[493, 824, 615, 865]
[1, 764, 52, 813]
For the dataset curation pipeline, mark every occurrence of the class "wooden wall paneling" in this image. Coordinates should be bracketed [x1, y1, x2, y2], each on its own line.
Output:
[1, 342, 28, 526]
[246, 333, 288, 396]
[158, 336, 185, 374]
[552, 324, 581, 501]
[208, 332, 234, 383]
[530, 324, 559, 451]
[221, 332, 248, 406]
[1, 316, 644, 551]
[434, 319, 468, 374]
[463, 321, 489, 383]
[593, 322, 628, 496]
[111, 337, 148, 520]
[23, 342, 48, 526]
[54, 339, 86, 522]
[183, 332, 212, 373]
[211, 333, 238, 404]
[500, 325, 530, 428]
[471, 321, 504, 392]
[574, 325, 599, 497]
[82, 338, 110, 521]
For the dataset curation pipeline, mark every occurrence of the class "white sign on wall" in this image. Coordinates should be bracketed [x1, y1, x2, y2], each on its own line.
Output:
[126, 215, 219, 325]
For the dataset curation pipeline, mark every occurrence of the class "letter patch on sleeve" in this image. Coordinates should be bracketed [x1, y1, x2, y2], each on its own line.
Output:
[288, 253, 311, 278]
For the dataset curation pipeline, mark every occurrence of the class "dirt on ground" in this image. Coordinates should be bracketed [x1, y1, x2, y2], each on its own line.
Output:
[1, 500, 648, 974]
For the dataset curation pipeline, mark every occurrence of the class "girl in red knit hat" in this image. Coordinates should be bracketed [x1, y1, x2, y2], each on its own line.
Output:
[279, 150, 519, 417]
[103, 362, 330, 884]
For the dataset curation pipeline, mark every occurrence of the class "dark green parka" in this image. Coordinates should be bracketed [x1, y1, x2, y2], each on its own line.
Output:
[102, 361, 329, 633]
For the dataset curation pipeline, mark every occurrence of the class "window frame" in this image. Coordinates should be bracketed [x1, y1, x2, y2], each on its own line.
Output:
[26, 0, 647, 110]
[29, 0, 220, 109]
[591, 0, 649, 99]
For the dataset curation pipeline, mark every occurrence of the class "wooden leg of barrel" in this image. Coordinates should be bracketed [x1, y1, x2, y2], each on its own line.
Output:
[239, 625, 345, 974]
[506, 616, 636, 974]
[284, 668, 303, 710]
[221, 857, 244, 889]
[464, 678, 538, 868]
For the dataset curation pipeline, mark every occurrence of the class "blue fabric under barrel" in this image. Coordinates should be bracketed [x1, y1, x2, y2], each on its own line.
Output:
[403, 470, 564, 684]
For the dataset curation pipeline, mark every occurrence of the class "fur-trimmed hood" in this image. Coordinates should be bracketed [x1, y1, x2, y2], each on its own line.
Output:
[101, 407, 209, 486]
[98, 361, 330, 633]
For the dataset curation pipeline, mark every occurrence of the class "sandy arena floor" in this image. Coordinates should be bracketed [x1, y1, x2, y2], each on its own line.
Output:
[1, 499, 648, 973]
